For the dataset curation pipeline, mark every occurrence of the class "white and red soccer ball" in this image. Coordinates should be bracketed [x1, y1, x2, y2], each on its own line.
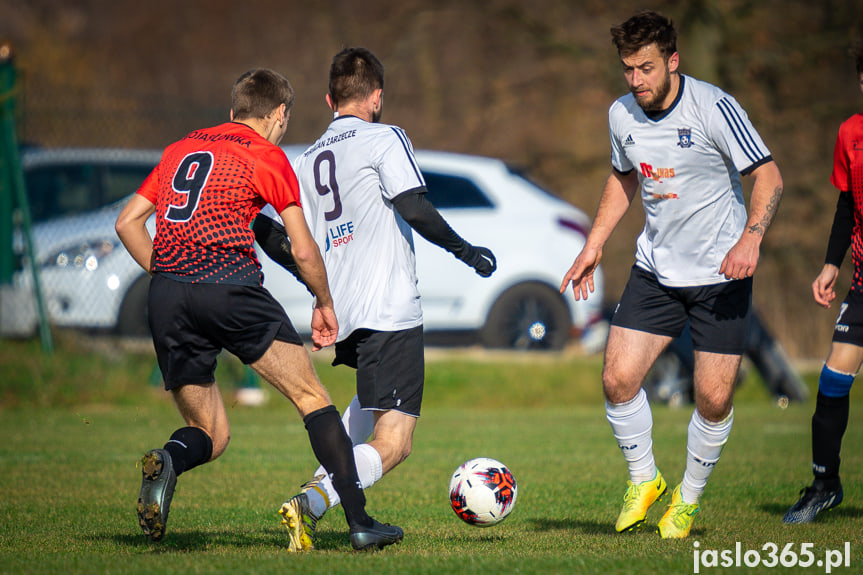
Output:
[449, 457, 517, 527]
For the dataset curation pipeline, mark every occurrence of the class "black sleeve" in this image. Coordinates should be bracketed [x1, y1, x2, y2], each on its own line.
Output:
[251, 214, 311, 293]
[825, 191, 854, 267]
[391, 187, 470, 258]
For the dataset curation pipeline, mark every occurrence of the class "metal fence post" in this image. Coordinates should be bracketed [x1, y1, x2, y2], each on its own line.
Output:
[0, 41, 53, 352]
[0, 42, 13, 285]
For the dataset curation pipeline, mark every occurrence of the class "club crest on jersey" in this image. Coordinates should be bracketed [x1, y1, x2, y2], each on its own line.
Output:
[677, 127, 692, 148]
[326, 221, 355, 252]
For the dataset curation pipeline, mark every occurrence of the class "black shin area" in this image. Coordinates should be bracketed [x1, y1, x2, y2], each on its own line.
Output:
[811, 392, 849, 486]
[303, 405, 372, 528]
[163, 426, 214, 476]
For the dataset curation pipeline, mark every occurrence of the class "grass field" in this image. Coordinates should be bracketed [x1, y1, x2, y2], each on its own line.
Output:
[0, 335, 861, 574]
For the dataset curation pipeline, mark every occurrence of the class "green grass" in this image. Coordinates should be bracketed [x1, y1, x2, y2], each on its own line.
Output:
[0, 336, 861, 574]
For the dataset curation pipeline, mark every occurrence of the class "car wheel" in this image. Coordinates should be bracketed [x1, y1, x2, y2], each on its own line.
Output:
[480, 282, 571, 350]
[116, 274, 150, 337]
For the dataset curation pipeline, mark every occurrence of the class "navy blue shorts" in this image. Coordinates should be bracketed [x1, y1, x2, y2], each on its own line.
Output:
[333, 325, 424, 417]
[832, 288, 863, 346]
[148, 274, 304, 390]
[611, 265, 752, 355]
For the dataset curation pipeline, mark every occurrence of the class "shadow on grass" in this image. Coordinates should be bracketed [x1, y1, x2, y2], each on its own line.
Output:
[104, 530, 280, 551]
[529, 517, 705, 538]
[529, 517, 616, 535]
[759, 502, 863, 520]
[104, 528, 363, 553]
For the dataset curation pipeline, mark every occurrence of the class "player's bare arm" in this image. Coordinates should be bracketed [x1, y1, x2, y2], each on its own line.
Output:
[719, 160, 783, 280]
[560, 169, 638, 299]
[115, 194, 156, 274]
[279, 204, 338, 349]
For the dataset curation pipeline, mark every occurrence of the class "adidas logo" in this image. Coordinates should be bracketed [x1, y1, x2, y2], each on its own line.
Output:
[623, 134, 635, 147]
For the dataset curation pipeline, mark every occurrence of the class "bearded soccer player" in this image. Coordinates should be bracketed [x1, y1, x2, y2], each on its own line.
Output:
[560, 10, 783, 538]
[253, 47, 496, 551]
[115, 68, 402, 551]
[783, 41, 863, 524]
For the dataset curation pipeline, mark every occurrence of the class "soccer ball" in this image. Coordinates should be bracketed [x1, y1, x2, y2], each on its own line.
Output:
[448, 457, 517, 527]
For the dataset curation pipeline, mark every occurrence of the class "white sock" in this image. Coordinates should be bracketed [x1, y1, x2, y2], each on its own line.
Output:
[341, 395, 375, 444]
[606, 388, 656, 484]
[307, 443, 383, 517]
[681, 408, 734, 504]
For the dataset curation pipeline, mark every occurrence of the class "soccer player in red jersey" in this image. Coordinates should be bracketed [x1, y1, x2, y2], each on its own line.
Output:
[784, 42, 863, 524]
[115, 68, 402, 550]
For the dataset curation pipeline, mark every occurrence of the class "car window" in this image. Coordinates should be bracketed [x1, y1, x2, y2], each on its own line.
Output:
[24, 164, 99, 222]
[103, 164, 154, 206]
[422, 171, 493, 209]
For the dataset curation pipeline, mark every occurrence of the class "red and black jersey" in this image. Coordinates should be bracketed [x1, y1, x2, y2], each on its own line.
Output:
[137, 122, 300, 285]
[831, 114, 863, 289]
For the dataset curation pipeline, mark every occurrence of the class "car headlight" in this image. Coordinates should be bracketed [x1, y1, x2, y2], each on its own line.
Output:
[43, 239, 119, 272]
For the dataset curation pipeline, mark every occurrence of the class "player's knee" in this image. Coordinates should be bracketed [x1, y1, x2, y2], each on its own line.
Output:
[601, 373, 639, 404]
[696, 394, 732, 422]
[819, 364, 855, 398]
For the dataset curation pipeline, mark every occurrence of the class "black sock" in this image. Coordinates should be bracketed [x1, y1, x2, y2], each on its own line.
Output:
[811, 391, 849, 486]
[303, 405, 372, 528]
[163, 426, 213, 476]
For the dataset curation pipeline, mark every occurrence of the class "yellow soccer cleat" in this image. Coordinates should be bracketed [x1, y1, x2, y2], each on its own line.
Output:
[657, 484, 700, 539]
[278, 475, 327, 552]
[615, 470, 667, 532]
[279, 493, 316, 552]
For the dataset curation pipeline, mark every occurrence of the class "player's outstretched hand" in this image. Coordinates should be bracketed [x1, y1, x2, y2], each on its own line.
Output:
[461, 244, 497, 277]
[559, 247, 600, 301]
[310, 305, 338, 351]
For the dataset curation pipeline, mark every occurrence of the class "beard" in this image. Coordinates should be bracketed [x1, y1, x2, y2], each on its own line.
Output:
[372, 107, 382, 123]
[633, 69, 672, 112]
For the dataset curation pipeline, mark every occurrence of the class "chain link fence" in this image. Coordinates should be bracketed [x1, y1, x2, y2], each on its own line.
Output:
[1, 148, 162, 339]
[0, 47, 229, 342]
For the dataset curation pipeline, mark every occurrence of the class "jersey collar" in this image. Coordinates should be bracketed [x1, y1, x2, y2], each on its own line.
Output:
[644, 74, 685, 122]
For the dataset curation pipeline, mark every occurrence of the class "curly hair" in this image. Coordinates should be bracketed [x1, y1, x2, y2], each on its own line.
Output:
[610, 9, 677, 60]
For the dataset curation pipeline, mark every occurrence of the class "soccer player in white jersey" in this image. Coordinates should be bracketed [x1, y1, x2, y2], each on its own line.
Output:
[560, 10, 783, 538]
[253, 47, 496, 551]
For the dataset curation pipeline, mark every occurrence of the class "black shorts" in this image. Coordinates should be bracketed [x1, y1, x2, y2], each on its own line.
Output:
[611, 265, 752, 355]
[333, 325, 424, 417]
[832, 288, 863, 345]
[148, 274, 304, 390]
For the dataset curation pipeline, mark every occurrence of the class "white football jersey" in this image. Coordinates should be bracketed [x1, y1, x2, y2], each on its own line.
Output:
[267, 115, 425, 340]
[609, 74, 772, 287]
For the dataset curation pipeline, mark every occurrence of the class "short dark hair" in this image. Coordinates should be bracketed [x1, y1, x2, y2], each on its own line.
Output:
[328, 47, 384, 108]
[851, 39, 863, 76]
[610, 9, 677, 60]
[231, 68, 294, 121]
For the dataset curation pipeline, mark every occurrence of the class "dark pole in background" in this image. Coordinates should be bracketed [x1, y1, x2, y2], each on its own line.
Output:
[0, 41, 53, 352]
[0, 42, 14, 286]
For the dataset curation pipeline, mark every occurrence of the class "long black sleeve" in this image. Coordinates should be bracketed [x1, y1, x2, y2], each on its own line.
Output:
[391, 187, 469, 256]
[825, 191, 854, 267]
[251, 214, 311, 293]
[391, 187, 496, 277]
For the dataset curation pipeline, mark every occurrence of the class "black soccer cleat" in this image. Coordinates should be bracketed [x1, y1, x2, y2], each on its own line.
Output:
[349, 518, 404, 551]
[136, 449, 177, 541]
[782, 481, 843, 524]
